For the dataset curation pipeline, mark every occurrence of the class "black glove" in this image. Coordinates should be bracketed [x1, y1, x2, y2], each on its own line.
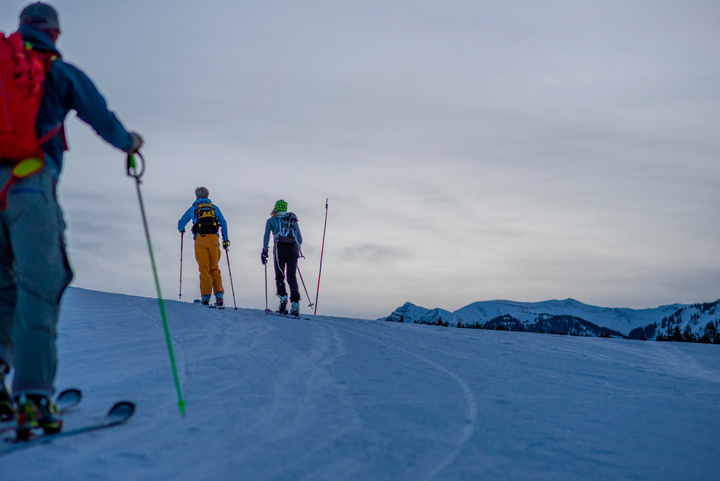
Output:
[261, 249, 268, 265]
[223, 240, 230, 249]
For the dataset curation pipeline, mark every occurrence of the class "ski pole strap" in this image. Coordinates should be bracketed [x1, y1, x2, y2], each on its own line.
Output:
[126, 151, 145, 180]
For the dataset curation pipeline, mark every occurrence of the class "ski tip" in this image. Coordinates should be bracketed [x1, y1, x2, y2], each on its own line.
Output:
[58, 387, 82, 400]
[107, 401, 136, 419]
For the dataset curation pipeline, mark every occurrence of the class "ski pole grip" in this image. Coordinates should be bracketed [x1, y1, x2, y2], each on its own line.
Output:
[126, 151, 145, 180]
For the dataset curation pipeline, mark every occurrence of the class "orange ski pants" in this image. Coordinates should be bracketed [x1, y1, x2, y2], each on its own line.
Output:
[194, 233, 224, 297]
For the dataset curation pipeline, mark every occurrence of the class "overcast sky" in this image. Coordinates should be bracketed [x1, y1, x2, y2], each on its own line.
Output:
[2, 0, 718, 319]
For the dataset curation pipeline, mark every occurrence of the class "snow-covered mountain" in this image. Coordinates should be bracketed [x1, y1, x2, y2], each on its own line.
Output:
[4, 287, 720, 480]
[386, 298, 720, 341]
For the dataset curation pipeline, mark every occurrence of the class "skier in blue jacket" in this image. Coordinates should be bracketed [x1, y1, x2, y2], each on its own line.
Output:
[178, 187, 230, 306]
[0, 3, 143, 434]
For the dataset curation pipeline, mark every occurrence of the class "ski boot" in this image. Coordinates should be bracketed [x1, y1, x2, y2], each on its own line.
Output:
[0, 362, 14, 421]
[215, 291, 224, 308]
[290, 302, 300, 317]
[15, 393, 63, 439]
[277, 295, 288, 315]
[201, 294, 211, 306]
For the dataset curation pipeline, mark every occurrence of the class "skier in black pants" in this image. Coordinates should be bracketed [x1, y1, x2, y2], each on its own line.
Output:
[262, 200, 303, 316]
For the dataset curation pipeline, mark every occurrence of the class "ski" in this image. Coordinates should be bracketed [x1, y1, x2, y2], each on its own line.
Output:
[193, 299, 224, 309]
[264, 309, 311, 321]
[0, 401, 135, 456]
[0, 388, 82, 434]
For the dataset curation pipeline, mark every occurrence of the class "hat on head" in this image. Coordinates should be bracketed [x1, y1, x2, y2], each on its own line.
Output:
[20, 2, 60, 31]
[273, 200, 287, 212]
[195, 186, 209, 199]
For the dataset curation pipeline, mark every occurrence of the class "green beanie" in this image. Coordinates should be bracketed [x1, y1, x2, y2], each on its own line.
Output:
[274, 199, 287, 212]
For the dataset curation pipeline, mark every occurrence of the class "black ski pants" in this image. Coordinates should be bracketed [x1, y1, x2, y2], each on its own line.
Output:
[274, 242, 300, 302]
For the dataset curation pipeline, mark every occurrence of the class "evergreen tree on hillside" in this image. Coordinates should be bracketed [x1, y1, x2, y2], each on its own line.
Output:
[682, 325, 696, 342]
[671, 326, 682, 341]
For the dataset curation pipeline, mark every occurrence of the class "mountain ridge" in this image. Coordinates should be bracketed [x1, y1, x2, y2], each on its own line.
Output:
[386, 298, 720, 342]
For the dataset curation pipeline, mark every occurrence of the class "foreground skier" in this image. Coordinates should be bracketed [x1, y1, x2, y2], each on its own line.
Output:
[0, 2, 142, 435]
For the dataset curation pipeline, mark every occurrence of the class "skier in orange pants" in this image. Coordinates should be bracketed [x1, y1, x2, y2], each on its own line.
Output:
[178, 187, 230, 306]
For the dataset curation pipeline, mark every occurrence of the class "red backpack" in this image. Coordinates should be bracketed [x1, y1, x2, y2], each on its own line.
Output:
[0, 31, 53, 160]
[0, 31, 60, 209]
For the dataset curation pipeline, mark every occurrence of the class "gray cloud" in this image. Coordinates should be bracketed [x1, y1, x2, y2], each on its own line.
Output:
[343, 244, 414, 264]
[2, 0, 718, 319]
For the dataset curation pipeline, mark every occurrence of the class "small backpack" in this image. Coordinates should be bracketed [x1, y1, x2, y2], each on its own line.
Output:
[277, 212, 298, 243]
[192, 201, 219, 235]
[0, 31, 59, 162]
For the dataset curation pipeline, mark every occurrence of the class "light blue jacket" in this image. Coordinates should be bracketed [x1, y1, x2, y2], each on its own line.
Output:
[178, 198, 229, 242]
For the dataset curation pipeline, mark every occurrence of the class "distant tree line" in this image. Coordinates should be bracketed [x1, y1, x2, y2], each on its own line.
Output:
[656, 321, 720, 344]
[457, 314, 623, 338]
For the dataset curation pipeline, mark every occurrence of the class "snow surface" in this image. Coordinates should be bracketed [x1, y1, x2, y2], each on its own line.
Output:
[4, 287, 720, 481]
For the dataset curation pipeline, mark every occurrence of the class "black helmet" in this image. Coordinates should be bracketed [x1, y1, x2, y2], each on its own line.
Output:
[20, 2, 60, 32]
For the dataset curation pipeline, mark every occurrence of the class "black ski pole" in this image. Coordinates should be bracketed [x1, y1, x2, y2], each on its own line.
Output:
[296, 265, 314, 309]
[126, 152, 185, 416]
[264, 262, 271, 314]
[179, 231, 184, 299]
[224, 246, 238, 310]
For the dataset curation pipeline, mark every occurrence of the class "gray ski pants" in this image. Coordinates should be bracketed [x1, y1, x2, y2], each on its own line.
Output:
[0, 167, 73, 396]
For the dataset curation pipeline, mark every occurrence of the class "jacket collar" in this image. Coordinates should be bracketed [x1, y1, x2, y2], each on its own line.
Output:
[18, 24, 61, 55]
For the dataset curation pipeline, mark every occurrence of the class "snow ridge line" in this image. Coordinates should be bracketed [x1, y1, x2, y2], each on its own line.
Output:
[328, 321, 478, 481]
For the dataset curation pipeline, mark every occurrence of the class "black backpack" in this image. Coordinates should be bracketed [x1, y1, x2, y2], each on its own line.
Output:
[192, 201, 219, 235]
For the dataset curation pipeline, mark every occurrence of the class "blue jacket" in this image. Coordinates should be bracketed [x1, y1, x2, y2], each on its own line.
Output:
[19, 24, 134, 177]
[178, 198, 229, 242]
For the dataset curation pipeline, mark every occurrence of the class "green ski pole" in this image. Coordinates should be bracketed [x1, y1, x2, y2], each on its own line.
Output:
[127, 152, 186, 417]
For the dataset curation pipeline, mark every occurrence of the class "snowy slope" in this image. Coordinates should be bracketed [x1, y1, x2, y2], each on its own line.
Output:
[4, 287, 720, 481]
[387, 298, 720, 339]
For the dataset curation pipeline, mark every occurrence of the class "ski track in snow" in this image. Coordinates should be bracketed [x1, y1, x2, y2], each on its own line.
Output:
[330, 322, 478, 481]
[4, 288, 720, 481]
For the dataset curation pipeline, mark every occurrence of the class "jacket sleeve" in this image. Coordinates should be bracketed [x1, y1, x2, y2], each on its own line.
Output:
[263, 218, 273, 251]
[56, 61, 134, 152]
[178, 206, 195, 232]
[296, 222, 303, 247]
[214, 206, 229, 242]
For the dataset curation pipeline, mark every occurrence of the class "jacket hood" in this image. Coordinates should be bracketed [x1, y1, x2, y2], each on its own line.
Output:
[18, 23, 61, 55]
[194, 197, 211, 205]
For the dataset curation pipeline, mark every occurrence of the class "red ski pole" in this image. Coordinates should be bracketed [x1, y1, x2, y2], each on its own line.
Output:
[314, 199, 328, 315]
